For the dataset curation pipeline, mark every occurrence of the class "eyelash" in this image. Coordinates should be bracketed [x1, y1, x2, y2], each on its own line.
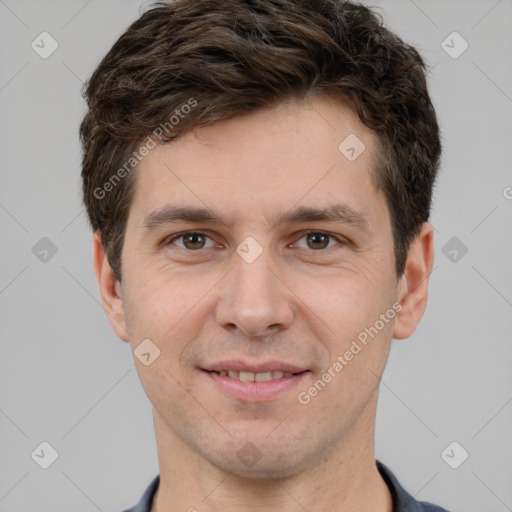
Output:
[165, 230, 346, 252]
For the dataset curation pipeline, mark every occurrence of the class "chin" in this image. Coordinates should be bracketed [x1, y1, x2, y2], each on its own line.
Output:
[210, 454, 305, 481]
[200, 434, 310, 481]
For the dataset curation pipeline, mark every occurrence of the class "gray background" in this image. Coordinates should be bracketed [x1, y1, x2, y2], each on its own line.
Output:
[1, 0, 511, 510]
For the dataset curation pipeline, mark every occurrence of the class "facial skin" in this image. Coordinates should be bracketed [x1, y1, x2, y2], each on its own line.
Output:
[94, 95, 434, 512]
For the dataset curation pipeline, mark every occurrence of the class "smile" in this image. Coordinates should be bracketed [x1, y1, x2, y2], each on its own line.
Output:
[209, 370, 297, 381]
[203, 369, 310, 401]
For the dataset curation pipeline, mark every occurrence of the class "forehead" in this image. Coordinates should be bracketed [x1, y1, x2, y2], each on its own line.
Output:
[128, 96, 385, 228]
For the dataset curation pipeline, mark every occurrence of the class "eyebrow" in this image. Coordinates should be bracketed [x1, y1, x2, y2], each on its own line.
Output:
[141, 203, 372, 234]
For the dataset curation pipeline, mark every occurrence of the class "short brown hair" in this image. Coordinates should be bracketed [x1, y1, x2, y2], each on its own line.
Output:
[80, 0, 441, 282]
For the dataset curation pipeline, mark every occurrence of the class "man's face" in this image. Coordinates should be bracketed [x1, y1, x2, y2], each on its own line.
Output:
[114, 96, 403, 477]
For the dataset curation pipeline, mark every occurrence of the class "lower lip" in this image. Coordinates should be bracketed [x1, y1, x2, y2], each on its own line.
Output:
[203, 370, 310, 401]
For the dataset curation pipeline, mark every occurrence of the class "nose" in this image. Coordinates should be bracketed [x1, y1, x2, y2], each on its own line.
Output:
[214, 248, 294, 338]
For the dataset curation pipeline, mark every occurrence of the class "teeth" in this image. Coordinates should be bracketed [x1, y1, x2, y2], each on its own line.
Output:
[255, 371, 273, 382]
[216, 370, 295, 381]
[239, 371, 254, 382]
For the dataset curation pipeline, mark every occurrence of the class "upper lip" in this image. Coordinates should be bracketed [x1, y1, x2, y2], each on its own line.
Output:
[203, 360, 308, 374]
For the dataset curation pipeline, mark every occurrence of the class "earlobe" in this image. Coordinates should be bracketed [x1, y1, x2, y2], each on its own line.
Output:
[92, 231, 130, 342]
[392, 222, 435, 340]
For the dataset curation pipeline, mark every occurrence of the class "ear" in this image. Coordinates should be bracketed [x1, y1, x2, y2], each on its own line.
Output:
[92, 231, 130, 342]
[393, 222, 435, 340]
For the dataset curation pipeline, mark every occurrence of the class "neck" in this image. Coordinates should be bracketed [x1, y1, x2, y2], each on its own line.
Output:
[151, 396, 392, 512]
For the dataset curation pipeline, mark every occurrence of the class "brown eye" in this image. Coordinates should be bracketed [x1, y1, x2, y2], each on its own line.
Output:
[168, 232, 215, 250]
[306, 232, 330, 250]
[294, 231, 343, 251]
[182, 233, 206, 250]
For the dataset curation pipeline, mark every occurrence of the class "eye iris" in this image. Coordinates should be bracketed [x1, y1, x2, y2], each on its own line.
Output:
[307, 233, 329, 250]
[183, 233, 205, 250]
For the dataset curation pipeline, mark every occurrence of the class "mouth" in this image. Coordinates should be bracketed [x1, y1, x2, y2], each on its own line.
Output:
[201, 361, 310, 401]
[207, 369, 302, 382]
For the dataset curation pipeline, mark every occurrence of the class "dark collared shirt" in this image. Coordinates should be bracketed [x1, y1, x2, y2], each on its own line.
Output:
[122, 460, 451, 512]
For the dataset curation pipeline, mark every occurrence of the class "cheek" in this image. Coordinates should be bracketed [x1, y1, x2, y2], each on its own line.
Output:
[122, 263, 218, 359]
[124, 258, 186, 319]
[305, 266, 397, 388]
[313, 267, 393, 334]
[122, 271, 205, 398]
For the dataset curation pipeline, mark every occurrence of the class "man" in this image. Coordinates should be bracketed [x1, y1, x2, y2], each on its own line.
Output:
[80, 0, 449, 510]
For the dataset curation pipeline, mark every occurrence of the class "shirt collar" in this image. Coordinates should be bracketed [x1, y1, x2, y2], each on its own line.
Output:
[126, 460, 442, 512]
[377, 460, 426, 511]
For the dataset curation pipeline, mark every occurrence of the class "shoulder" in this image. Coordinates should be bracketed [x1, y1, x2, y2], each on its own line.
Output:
[417, 502, 451, 512]
[121, 474, 160, 512]
[376, 460, 451, 512]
